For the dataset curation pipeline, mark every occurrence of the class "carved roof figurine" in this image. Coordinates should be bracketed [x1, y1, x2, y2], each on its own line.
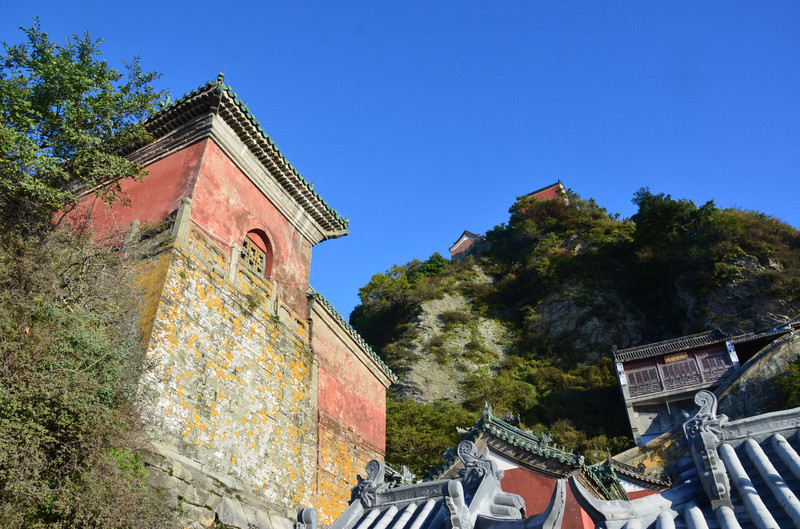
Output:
[297, 441, 566, 529]
[571, 390, 800, 529]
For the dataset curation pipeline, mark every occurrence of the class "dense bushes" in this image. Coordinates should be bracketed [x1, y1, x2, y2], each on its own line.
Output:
[0, 230, 173, 527]
[385, 395, 478, 476]
[0, 23, 172, 526]
[356, 187, 800, 474]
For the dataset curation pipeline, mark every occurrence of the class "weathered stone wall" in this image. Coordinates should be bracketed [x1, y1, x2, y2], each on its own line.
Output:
[315, 414, 380, 525]
[136, 226, 318, 526]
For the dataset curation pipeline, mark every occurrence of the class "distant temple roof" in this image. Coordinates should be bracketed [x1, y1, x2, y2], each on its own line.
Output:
[614, 323, 800, 363]
[449, 230, 486, 259]
[517, 181, 567, 203]
[571, 391, 800, 529]
[138, 74, 349, 240]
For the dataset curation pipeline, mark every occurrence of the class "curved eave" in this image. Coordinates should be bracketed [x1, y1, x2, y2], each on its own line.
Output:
[142, 80, 349, 239]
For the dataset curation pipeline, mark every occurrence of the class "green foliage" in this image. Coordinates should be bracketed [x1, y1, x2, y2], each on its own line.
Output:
[777, 359, 800, 408]
[0, 22, 171, 526]
[440, 310, 472, 330]
[0, 229, 174, 528]
[350, 253, 463, 360]
[631, 187, 717, 248]
[416, 252, 449, 278]
[356, 187, 800, 471]
[385, 394, 478, 476]
[0, 20, 164, 233]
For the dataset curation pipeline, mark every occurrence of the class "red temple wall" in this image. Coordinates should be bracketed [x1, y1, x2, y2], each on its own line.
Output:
[190, 140, 313, 316]
[499, 468, 593, 529]
[77, 140, 206, 239]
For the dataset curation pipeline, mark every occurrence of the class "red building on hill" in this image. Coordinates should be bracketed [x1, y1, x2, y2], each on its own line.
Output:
[517, 181, 568, 204]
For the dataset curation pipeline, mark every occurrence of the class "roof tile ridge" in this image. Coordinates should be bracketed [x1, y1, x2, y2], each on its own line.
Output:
[308, 290, 397, 382]
[150, 75, 349, 231]
[485, 410, 581, 466]
[615, 328, 730, 361]
[215, 84, 349, 230]
[607, 458, 672, 486]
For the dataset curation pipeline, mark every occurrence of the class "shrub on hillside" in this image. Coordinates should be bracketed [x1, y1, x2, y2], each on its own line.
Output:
[0, 230, 174, 528]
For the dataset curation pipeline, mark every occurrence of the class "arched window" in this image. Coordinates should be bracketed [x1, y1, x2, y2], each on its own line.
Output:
[240, 229, 274, 278]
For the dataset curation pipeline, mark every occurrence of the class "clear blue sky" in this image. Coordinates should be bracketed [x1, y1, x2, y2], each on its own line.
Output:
[3, 2, 799, 318]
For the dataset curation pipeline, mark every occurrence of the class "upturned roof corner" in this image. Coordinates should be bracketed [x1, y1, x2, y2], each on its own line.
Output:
[135, 75, 350, 243]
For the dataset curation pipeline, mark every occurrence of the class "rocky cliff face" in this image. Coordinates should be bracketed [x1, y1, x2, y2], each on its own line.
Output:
[389, 248, 799, 407]
[395, 289, 514, 403]
[354, 191, 800, 467]
[702, 255, 796, 334]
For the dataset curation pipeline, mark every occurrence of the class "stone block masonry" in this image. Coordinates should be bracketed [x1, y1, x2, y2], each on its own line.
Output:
[135, 225, 317, 525]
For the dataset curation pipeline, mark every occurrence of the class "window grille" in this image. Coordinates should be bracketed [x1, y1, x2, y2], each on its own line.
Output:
[660, 358, 702, 390]
[700, 353, 733, 381]
[240, 237, 267, 276]
[628, 367, 663, 397]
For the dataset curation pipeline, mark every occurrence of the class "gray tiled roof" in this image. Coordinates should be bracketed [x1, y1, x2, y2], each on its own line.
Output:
[571, 390, 800, 529]
[298, 441, 567, 529]
[144, 75, 349, 233]
[613, 330, 728, 362]
[307, 289, 397, 382]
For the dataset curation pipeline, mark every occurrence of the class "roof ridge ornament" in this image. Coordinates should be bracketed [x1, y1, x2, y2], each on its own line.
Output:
[683, 390, 732, 510]
[350, 459, 387, 508]
[445, 480, 472, 529]
[457, 440, 502, 489]
[295, 508, 317, 529]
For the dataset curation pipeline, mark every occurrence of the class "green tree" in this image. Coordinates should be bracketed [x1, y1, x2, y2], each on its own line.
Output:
[416, 252, 449, 278]
[0, 19, 163, 233]
[385, 395, 477, 476]
[0, 22, 172, 527]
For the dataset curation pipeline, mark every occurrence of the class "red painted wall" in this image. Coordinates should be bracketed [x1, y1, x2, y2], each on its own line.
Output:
[80, 138, 315, 316]
[77, 140, 206, 239]
[190, 140, 312, 315]
[450, 238, 477, 258]
[500, 468, 593, 529]
[530, 186, 562, 201]
[312, 313, 386, 451]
